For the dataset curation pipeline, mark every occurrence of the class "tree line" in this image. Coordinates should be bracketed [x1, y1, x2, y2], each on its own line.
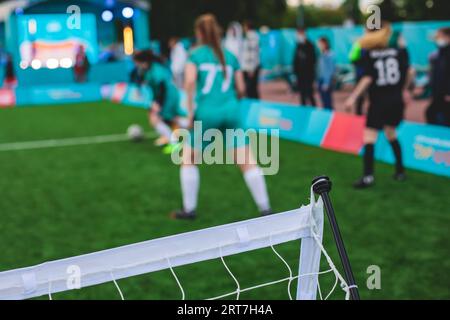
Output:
[150, 0, 450, 43]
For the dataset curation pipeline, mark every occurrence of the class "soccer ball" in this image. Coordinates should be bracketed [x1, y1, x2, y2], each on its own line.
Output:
[127, 124, 144, 142]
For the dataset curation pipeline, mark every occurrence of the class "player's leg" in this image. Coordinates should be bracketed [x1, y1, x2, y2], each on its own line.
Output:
[298, 80, 307, 105]
[354, 128, 379, 189]
[444, 99, 450, 127]
[306, 79, 317, 107]
[384, 101, 406, 181]
[161, 95, 187, 153]
[356, 94, 366, 116]
[384, 126, 406, 181]
[354, 102, 385, 189]
[149, 103, 174, 146]
[235, 146, 272, 216]
[425, 99, 438, 125]
[172, 145, 200, 220]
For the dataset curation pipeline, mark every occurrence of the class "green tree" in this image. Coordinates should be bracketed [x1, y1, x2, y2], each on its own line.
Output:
[378, 0, 450, 22]
[379, 0, 401, 22]
[342, 0, 363, 23]
[149, 0, 287, 43]
[283, 5, 346, 29]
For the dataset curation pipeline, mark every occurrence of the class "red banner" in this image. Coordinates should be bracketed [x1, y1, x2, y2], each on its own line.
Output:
[0, 89, 16, 108]
[321, 112, 366, 155]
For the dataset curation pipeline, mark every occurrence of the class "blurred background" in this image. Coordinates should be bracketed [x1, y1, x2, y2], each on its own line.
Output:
[0, 0, 449, 124]
[0, 0, 449, 300]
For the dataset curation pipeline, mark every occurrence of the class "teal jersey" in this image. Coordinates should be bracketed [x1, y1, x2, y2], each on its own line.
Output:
[144, 62, 182, 120]
[187, 45, 241, 110]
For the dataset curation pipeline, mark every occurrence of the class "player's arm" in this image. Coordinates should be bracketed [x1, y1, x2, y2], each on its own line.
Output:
[235, 70, 246, 99]
[345, 76, 373, 109]
[184, 62, 197, 127]
[404, 67, 415, 90]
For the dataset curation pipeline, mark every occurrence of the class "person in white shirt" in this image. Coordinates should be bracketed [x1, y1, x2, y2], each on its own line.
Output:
[169, 37, 188, 88]
[224, 22, 243, 60]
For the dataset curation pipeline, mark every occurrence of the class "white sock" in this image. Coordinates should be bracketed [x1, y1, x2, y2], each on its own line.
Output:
[155, 122, 173, 142]
[180, 166, 200, 213]
[243, 167, 271, 212]
[177, 118, 190, 129]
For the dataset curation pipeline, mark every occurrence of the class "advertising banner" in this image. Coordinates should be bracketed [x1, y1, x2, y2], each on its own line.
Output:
[15, 83, 102, 105]
[16, 14, 99, 68]
[243, 100, 449, 178]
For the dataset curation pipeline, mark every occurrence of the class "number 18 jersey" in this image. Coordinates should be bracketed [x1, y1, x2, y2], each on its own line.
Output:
[362, 47, 410, 106]
[187, 45, 241, 110]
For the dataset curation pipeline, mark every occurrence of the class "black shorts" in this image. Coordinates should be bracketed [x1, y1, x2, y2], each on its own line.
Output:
[366, 102, 405, 130]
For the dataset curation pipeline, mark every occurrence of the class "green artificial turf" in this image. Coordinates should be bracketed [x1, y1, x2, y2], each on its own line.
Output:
[0, 101, 448, 300]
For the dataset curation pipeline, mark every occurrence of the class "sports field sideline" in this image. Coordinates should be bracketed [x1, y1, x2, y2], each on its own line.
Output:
[0, 101, 448, 300]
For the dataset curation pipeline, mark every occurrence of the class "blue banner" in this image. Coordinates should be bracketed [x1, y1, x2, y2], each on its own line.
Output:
[242, 99, 449, 178]
[15, 83, 102, 105]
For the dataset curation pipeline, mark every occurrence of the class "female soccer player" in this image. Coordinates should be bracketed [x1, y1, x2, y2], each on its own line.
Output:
[172, 14, 272, 220]
[133, 50, 184, 153]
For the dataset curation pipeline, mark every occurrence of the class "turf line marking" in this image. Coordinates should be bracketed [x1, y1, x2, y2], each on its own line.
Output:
[0, 133, 157, 152]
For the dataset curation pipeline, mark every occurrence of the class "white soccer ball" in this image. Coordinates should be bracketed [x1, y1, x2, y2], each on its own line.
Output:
[127, 124, 144, 142]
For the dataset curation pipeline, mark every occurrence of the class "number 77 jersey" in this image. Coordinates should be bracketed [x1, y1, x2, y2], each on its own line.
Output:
[362, 47, 410, 106]
[187, 45, 241, 110]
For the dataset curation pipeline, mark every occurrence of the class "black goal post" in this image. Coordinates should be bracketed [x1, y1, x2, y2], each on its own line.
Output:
[312, 176, 361, 301]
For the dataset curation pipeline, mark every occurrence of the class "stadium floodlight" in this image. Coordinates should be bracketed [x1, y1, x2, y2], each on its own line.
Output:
[19, 61, 29, 69]
[101, 10, 114, 22]
[122, 7, 134, 19]
[28, 19, 37, 35]
[31, 59, 42, 70]
[59, 58, 73, 69]
[123, 26, 134, 55]
[0, 177, 358, 301]
[46, 59, 59, 69]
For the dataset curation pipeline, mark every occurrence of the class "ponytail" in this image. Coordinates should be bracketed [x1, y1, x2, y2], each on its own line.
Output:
[195, 14, 227, 76]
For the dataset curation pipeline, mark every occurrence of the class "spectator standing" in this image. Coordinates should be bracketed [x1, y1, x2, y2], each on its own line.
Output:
[224, 22, 243, 62]
[241, 21, 261, 99]
[74, 45, 90, 83]
[169, 37, 188, 88]
[3, 54, 17, 89]
[426, 28, 450, 126]
[317, 37, 336, 110]
[293, 27, 317, 107]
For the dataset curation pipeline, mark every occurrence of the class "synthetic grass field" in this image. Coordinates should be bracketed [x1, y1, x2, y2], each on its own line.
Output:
[0, 101, 448, 300]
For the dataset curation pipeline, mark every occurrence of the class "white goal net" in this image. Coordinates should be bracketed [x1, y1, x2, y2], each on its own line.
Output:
[0, 187, 352, 300]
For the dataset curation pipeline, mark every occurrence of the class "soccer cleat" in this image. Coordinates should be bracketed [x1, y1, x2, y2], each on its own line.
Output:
[393, 172, 407, 182]
[261, 209, 275, 217]
[162, 143, 182, 155]
[353, 176, 375, 189]
[154, 136, 169, 147]
[170, 210, 197, 220]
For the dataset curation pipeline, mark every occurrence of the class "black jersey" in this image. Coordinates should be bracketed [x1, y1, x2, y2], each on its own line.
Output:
[362, 47, 410, 106]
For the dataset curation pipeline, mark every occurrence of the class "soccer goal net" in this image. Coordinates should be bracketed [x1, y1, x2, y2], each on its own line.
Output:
[0, 186, 353, 301]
